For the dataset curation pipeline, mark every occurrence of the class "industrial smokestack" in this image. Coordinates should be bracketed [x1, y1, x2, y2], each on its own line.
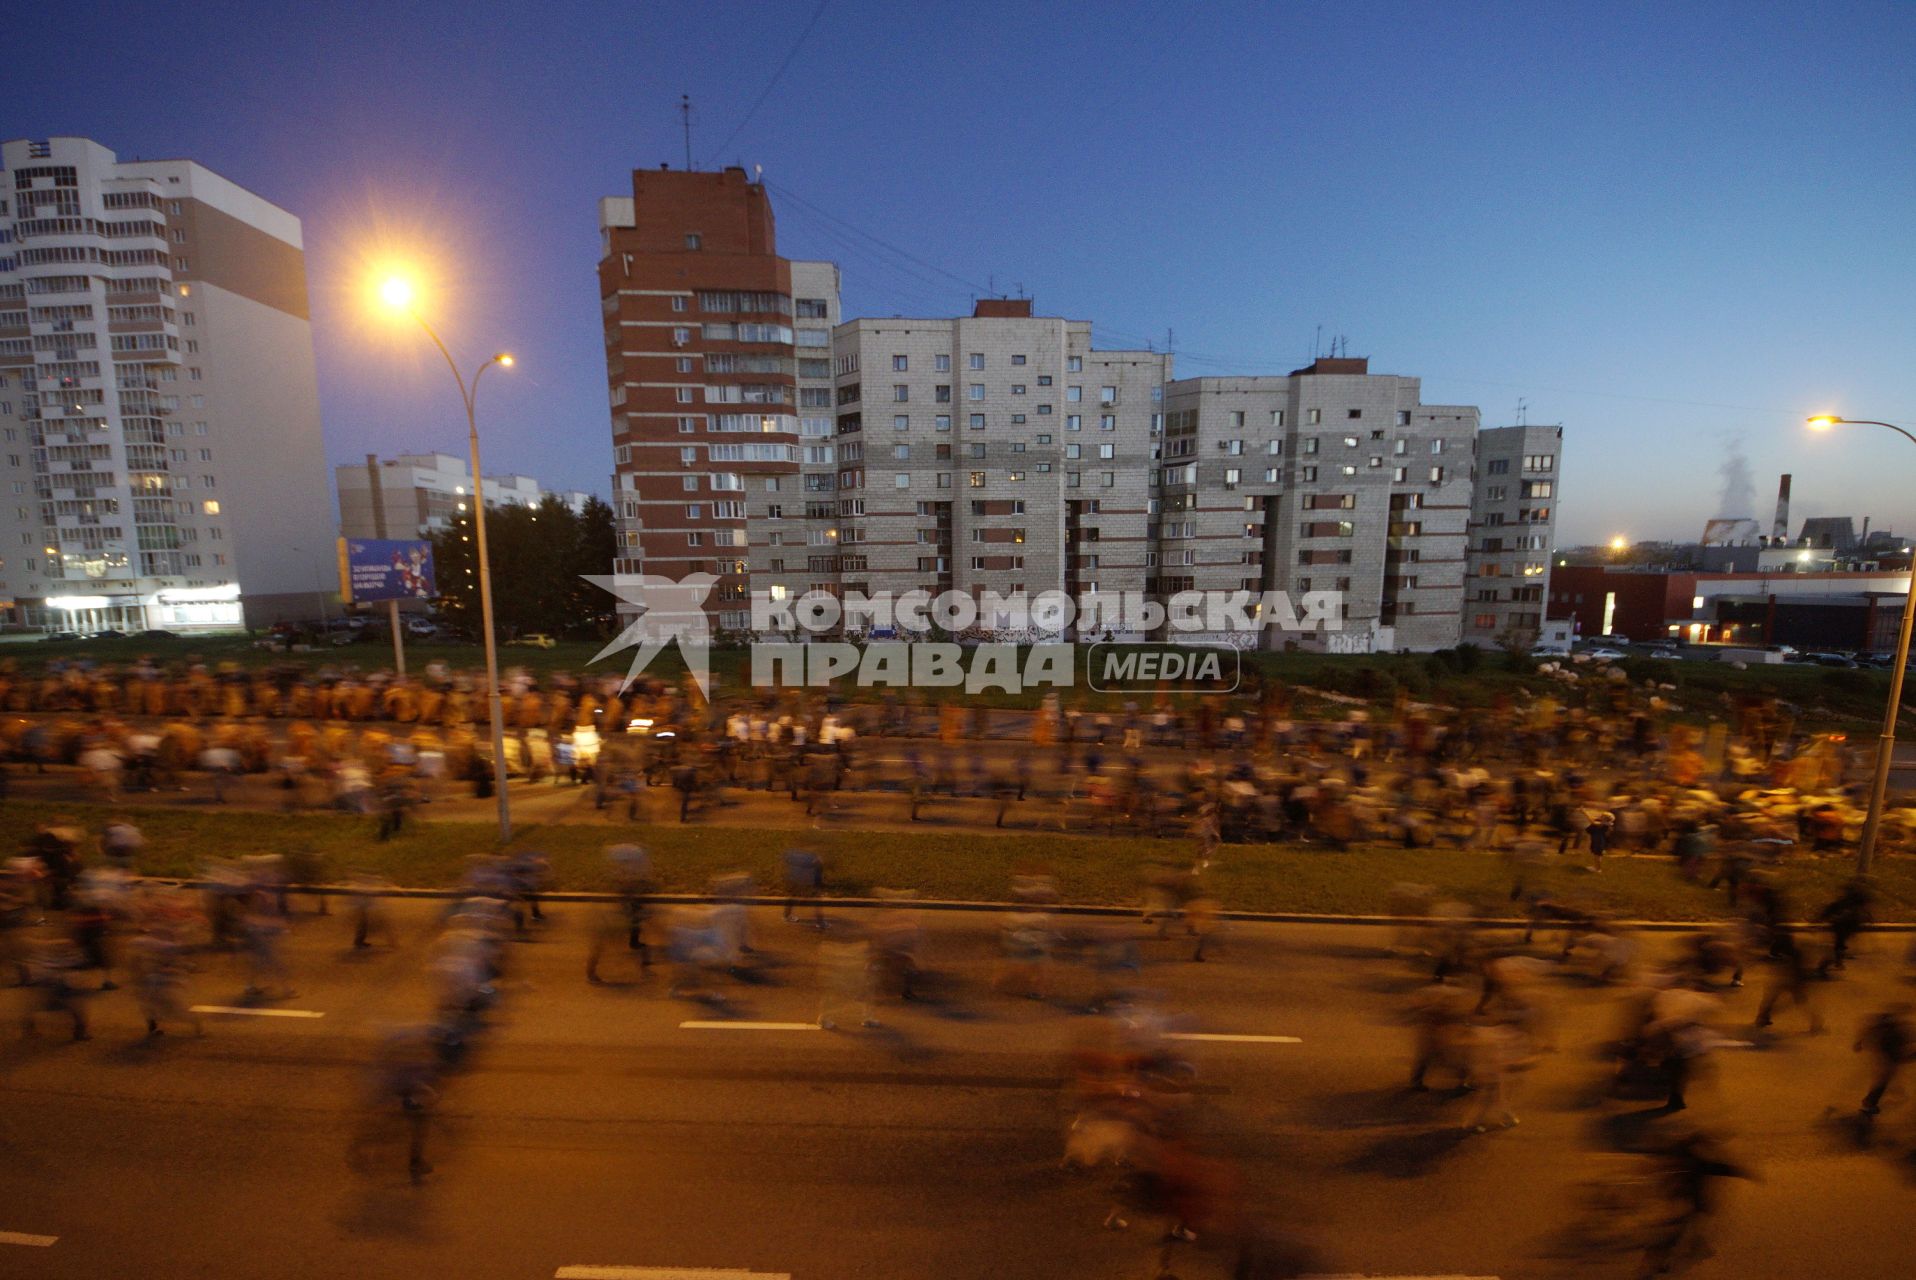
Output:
[1773, 474, 1792, 542]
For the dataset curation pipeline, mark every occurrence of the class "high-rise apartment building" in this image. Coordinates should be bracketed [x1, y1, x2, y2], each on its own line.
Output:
[0, 136, 333, 632]
[1461, 424, 1562, 644]
[597, 166, 839, 630]
[825, 302, 1171, 611]
[1158, 359, 1479, 650]
[593, 167, 1562, 651]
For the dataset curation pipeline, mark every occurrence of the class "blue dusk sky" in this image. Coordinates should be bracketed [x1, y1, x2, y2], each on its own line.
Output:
[4, 0, 1913, 546]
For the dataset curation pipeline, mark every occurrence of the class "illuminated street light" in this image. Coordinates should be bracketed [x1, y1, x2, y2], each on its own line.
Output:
[1804, 414, 1916, 874]
[373, 272, 517, 842]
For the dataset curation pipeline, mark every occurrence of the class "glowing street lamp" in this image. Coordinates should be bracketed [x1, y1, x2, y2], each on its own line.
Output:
[374, 272, 516, 842]
[1805, 414, 1916, 874]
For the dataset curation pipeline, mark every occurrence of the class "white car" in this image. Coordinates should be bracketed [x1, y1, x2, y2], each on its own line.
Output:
[1584, 647, 1627, 660]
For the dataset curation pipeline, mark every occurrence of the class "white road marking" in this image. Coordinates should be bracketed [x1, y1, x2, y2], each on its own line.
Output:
[188, 1005, 326, 1019]
[1163, 1032, 1302, 1044]
[556, 1268, 790, 1279]
[678, 1020, 821, 1032]
[0, 1232, 58, 1247]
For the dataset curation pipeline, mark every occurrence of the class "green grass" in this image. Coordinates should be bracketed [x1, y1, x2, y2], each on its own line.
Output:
[13, 798, 1914, 921]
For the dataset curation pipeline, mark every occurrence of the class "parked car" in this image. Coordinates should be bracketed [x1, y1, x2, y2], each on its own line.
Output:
[1583, 647, 1627, 660]
[86, 629, 127, 640]
[508, 632, 558, 649]
[1641, 640, 1679, 657]
[1803, 651, 1860, 668]
[44, 631, 80, 642]
[404, 617, 439, 638]
[136, 629, 179, 640]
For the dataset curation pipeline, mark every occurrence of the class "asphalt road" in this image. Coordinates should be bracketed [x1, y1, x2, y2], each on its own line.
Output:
[3, 906, 1914, 1279]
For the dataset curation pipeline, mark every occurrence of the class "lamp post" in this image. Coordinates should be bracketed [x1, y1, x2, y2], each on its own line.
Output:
[1807, 415, 1916, 874]
[379, 277, 516, 842]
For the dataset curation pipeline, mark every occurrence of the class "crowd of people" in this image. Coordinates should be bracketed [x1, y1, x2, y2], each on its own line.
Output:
[8, 649, 1916, 1275]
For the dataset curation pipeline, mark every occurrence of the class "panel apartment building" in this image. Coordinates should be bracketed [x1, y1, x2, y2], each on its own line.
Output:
[0, 136, 334, 632]
[595, 164, 1564, 650]
[1461, 424, 1562, 645]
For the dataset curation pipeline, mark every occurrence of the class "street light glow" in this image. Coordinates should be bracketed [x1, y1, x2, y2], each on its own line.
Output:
[1609, 535, 1627, 551]
[1807, 415, 1840, 431]
[496, 353, 515, 368]
[377, 275, 416, 311]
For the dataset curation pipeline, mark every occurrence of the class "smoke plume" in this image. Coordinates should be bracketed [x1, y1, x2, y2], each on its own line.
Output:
[1718, 437, 1755, 519]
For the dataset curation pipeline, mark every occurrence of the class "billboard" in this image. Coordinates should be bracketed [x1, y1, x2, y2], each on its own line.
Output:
[340, 538, 436, 603]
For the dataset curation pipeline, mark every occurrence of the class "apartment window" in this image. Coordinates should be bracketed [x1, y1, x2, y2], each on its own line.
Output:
[673, 327, 692, 344]
[678, 416, 699, 433]
[1099, 415, 1115, 431]
[968, 471, 986, 488]
[681, 476, 698, 491]
[174, 257, 189, 271]
[1037, 375, 1052, 386]
[1263, 467, 1278, 482]
[1431, 439, 1444, 454]
[935, 385, 951, 402]
[1066, 415, 1081, 431]
[1347, 408, 1362, 419]
[1067, 356, 1083, 372]
[1011, 384, 1026, 395]
[969, 353, 984, 370]
[934, 354, 950, 371]
[963, 413, 982, 430]
[1036, 433, 1052, 444]
[1368, 456, 1383, 468]
[1339, 465, 1357, 476]
[1066, 471, 1081, 488]
[669, 296, 687, 312]
[1101, 471, 1115, 488]
[1303, 437, 1319, 455]
[1224, 468, 1242, 486]
[1393, 467, 1408, 482]
[189, 367, 203, 382]
[893, 384, 909, 402]
[680, 446, 697, 463]
[1036, 462, 1052, 472]
[676, 388, 693, 403]
[1066, 386, 1082, 403]
[1430, 466, 1446, 483]
[892, 354, 908, 372]
[1098, 443, 1114, 459]
[969, 443, 986, 458]
[1342, 435, 1358, 448]
[1066, 444, 1081, 459]
[1300, 466, 1318, 481]
[685, 504, 702, 519]
[892, 443, 910, 460]
[1396, 410, 1411, 425]
[1487, 458, 1509, 474]
[935, 415, 951, 432]
[685, 233, 702, 250]
[1008, 470, 1025, 481]
[968, 384, 985, 401]
[895, 473, 911, 489]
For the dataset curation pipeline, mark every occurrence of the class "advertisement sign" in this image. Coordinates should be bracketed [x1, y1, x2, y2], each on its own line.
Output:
[340, 538, 436, 603]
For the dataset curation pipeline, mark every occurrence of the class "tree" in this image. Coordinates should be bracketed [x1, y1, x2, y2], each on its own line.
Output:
[428, 494, 618, 640]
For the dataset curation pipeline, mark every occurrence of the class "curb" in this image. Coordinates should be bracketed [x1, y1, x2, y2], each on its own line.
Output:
[136, 879, 1916, 933]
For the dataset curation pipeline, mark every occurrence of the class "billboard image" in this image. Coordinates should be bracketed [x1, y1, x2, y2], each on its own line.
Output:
[341, 538, 436, 603]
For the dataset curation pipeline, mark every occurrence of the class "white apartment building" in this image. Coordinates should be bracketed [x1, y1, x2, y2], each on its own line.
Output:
[1462, 424, 1562, 645]
[821, 299, 1171, 622]
[338, 451, 596, 541]
[0, 136, 333, 632]
[1159, 358, 1480, 651]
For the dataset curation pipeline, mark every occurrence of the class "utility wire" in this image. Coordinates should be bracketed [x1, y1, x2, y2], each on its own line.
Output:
[713, 0, 833, 161]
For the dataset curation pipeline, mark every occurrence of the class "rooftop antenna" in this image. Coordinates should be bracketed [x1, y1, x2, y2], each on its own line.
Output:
[1166, 327, 1175, 355]
[1516, 397, 1528, 426]
[680, 94, 694, 170]
[1312, 326, 1322, 360]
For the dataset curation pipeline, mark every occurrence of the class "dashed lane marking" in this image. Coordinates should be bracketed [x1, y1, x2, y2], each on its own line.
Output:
[1163, 1032, 1302, 1044]
[678, 1021, 821, 1032]
[0, 1232, 58, 1247]
[555, 1268, 791, 1279]
[188, 1005, 326, 1019]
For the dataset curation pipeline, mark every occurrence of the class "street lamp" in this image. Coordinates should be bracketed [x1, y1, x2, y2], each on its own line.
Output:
[378, 274, 516, 842]
[1806, 415, 1916, 874]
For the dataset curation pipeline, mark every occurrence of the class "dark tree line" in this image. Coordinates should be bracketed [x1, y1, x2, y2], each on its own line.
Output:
[428, 494, 617, 640]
